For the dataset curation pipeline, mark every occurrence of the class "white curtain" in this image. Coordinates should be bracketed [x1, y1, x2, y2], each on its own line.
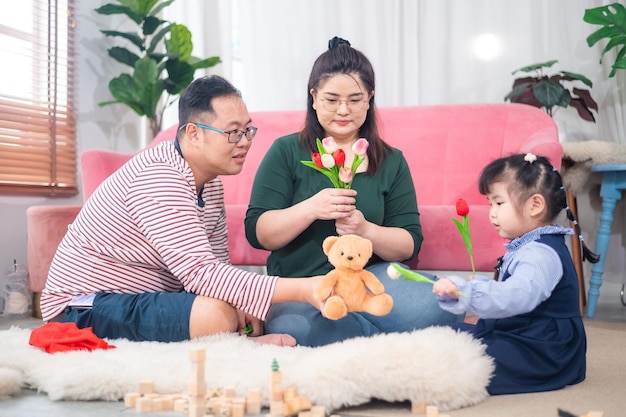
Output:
[165, 0, 626, 286]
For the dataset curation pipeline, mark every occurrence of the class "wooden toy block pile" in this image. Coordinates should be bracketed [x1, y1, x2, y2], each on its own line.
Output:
[123, 347, 341, 417]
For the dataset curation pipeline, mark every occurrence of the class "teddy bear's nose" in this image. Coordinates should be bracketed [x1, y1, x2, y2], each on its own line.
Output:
[347, 256, 353, 261]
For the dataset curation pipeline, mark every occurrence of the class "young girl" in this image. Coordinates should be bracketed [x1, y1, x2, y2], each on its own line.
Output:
[433, 153, 599, 395]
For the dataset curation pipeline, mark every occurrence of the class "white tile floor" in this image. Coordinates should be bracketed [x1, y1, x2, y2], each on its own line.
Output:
[1, 281, 624, 417]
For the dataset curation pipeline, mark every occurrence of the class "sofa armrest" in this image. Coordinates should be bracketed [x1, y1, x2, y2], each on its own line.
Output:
[27, 205, 82, 294]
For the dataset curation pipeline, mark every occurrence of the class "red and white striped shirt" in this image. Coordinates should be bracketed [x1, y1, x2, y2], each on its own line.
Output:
[41, 140, 277, 322]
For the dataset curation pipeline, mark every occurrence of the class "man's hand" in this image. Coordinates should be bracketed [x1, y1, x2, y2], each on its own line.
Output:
[236, 310, 263, 337]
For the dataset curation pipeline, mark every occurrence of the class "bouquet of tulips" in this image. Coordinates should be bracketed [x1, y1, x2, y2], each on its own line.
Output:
[301, 136, 369, 188]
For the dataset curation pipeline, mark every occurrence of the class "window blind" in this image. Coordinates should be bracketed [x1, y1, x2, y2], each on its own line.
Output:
[0, 0, 77, 195]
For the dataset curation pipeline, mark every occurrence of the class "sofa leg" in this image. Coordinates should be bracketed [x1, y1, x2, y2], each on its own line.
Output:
[32, 292, 42, 319]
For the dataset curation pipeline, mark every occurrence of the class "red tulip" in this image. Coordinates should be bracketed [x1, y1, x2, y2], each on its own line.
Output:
[456, 198, 469, 216]
[333, 149, 346, 166]
[312, 153, 324, 168]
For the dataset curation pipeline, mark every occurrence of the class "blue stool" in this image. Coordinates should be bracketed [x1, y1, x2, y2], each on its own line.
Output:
[587, 164, 626, 318]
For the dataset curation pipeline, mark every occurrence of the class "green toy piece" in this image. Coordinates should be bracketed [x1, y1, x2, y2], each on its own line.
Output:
[271, 358, 279, 372]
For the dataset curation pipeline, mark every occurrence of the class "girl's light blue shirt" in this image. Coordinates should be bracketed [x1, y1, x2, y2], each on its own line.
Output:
[437, 225, 574, 318]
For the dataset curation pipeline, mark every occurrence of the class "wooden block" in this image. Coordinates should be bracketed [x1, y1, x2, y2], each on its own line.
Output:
[223, 386, 236, 398]
[426, 405, 439, 417]
[270, 371, 282, 383]
[310, 405, 325, 417]
[151, 397, 164, 411]
[138, 380, 154, 395]
[411, 400, 427, 414]
[246, 400, 261, 415]
[189, 380, 206, 396]
[270, 400, 284, 415]
[189, 347, 206, 363]
[124, 392, 141, 408]
[283, 400, 298, 416]
[232, 402, 245, 417]
[188, 396, 205, 417]
[271, 389, 283, 402]
[174, 398, 188, 412]
[248, 387, 261, 402]
[297, 412, 312, 417]
[283, 386, 297, 401]
[219, 400, 231, 416]
[294, 395, 311, 411]
[135, 397, 152, 413]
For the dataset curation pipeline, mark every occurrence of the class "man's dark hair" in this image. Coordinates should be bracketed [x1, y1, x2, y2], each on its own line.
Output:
[178, 75, 241, 129]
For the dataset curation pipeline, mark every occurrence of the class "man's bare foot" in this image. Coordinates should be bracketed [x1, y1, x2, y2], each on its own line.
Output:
[249, 333, 297, 346]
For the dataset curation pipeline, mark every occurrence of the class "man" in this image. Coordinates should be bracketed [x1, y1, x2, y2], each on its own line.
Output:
[40, 76, 320, 345]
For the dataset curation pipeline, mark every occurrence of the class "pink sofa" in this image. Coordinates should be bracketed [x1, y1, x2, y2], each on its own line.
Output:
[27, 103, 561, 316]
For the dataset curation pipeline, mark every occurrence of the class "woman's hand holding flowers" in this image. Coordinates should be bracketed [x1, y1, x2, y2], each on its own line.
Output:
[308, 188, 356, 221]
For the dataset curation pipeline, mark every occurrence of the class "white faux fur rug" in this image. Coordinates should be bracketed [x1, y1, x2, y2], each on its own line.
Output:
[0, 326, 493, 412]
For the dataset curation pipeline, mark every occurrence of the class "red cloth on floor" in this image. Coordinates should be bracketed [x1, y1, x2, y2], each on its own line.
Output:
[29, 322, 116, 353]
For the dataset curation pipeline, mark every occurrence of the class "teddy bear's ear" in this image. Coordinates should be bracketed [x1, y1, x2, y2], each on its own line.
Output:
[322, 235, 340, 255]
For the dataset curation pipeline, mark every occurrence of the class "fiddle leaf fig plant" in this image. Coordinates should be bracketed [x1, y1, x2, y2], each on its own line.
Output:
[504, 60, 598, 122]
[95, 0, 221, 138]
[584, 2, 626, 78]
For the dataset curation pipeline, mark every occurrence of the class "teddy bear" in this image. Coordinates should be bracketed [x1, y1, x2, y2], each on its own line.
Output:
[314, 234, 394, 320]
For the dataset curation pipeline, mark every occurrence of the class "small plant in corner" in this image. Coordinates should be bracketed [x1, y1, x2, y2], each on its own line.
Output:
[95, 0, 221, 138]
[504, 60, 598, 122]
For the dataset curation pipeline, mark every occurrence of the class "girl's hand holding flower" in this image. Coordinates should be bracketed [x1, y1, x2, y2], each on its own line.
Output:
[432, 278, 462, 299]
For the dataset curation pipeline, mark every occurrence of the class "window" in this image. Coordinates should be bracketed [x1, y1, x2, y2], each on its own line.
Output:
[0, 0, 77, 195]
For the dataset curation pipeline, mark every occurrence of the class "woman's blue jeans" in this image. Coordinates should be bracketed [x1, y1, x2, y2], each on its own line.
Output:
[265, 262, 460, 346]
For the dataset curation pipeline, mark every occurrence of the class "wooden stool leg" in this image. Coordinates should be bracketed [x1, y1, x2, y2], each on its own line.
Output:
[567, 191, 586, 315]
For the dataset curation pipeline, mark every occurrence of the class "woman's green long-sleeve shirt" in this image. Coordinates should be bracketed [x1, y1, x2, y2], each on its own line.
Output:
[244, 133, 423, 277]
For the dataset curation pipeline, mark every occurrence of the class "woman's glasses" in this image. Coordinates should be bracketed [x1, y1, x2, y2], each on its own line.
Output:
[319, 97, 368, 113]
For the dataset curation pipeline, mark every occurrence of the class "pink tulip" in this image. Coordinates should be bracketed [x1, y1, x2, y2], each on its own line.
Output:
[322, 136, 338, 153]
[321, 153, 335, 169]
[352, 138, 369, 156]
[339, 167, 353, 183]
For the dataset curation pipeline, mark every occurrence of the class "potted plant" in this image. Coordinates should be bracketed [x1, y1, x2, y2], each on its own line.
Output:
[504, 60, 598, 122]
[95, 0, 221, 138]
[584, 2, 626, 78]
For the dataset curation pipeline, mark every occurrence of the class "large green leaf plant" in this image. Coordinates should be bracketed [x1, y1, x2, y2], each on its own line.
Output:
[584, 2, 626, 78]
[96, 0, 221, 138]
[504, 60, 598, 122]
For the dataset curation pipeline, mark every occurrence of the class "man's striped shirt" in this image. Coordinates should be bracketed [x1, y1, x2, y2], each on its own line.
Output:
[41, 141, 277, 322]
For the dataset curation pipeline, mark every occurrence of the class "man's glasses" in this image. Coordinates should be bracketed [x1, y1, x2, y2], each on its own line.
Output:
[319, 97, 368, 113]
[179, 123, 258, 143]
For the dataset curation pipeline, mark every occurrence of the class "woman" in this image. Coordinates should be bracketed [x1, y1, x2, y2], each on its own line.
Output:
[245, 37, 457, 346]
